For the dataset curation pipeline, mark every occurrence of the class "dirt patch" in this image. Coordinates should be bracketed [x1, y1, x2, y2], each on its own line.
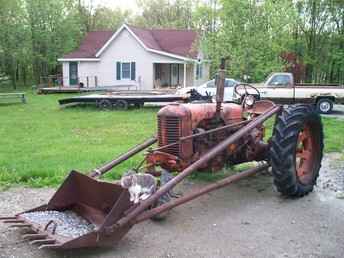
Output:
[1, 154, 344, 258]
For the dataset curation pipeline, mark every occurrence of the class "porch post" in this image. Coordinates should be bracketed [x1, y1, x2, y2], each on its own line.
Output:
[183, 63, 187, 88]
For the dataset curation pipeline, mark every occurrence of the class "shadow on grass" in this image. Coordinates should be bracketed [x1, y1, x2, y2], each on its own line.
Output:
[0, 102, 26, 107]
[189, 162, 257, 182]
[60, 103, 160, 112]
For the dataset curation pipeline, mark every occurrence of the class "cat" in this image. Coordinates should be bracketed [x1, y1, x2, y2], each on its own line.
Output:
[120, 170, 157, 204]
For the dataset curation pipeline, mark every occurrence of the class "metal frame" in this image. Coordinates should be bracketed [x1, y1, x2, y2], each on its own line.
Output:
[114, 105, 280, 227]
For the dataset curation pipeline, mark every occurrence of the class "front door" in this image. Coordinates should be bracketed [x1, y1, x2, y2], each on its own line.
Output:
[69, 62, 78, 85]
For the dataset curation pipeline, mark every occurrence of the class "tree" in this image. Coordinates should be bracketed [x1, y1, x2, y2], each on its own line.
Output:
[134, 0, 195, 29]
[202, 0, 297, 81]
[193, 0, 221, 77]
[92, 7, 131, 31]
[77, 1, 130, 32]
[294, 0, 344, 83]
[0, 0, 343, 88]
[0, 0, 30, 88]
[26, 0, 83, 82]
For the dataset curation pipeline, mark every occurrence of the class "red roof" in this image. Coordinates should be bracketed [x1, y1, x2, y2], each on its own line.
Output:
[62, 25, 198, 59]
[128, 25, 198, 58]
[63, 31, 114, 58]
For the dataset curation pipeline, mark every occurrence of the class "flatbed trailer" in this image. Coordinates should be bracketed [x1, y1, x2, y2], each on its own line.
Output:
[58, 92, 190, 109]
[37, 86, 131, 94]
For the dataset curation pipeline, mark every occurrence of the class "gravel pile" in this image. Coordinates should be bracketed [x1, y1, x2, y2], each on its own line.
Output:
[316, 153, 344, 196]
[317, 169, 344, 193]
[21, 210, 95, 238]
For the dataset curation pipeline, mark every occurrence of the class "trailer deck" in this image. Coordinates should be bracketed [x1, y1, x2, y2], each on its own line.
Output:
[37, 86, 121, 94]
[58, 92, 189, 109]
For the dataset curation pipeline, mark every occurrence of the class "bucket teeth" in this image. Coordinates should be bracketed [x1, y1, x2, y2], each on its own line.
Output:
[2, 219, 25, 224]
[0, 216, 17, 220]
[9, 223, 32, 228]
[30, 239, 56, 245]
[23, 233, 48, 240]
[38, 244, 61, 250]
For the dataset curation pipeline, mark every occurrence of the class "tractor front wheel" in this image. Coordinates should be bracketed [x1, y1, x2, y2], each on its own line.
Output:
[270, 104, 323, 197]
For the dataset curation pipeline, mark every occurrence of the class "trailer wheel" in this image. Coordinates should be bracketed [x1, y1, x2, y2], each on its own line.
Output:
[316, 98, 333, 114]
[270, 104, 323, 197]
[97, 99, 113, 110]
[134, 102, 144, 108]
[114, 100, 129, 110]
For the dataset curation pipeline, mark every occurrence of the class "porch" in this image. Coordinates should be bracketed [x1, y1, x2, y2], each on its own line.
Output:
[153, 63, 194, 89]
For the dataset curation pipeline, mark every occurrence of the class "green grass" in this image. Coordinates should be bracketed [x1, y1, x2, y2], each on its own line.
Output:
[0, 88, 343, 187]
[0, 90, 157, 187]
[321, 117, 344, 152]
[263, 116, 344, 153]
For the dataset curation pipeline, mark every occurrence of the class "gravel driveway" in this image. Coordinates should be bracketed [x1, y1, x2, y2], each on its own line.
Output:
[1, 153, 344, 258]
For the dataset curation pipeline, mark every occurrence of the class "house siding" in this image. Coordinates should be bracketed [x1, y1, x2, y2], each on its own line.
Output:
[76, 29, 185, 90]
[62, 62, 70, 86]
[78, 62, 99, 87]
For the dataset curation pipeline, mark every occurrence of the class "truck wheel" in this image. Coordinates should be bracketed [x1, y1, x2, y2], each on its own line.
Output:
[114, 100, 129, 110]
[97, 99, 113, 110]
[316, 98, 333, 114]
[270, 104, 323, 197]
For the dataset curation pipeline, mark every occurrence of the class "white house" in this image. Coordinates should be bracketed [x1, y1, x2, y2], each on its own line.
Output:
[57, 24, 209, 90]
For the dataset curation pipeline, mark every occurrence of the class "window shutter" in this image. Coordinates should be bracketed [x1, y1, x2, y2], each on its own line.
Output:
[131, 62, 136, 80]
[116, 62, 121, 80]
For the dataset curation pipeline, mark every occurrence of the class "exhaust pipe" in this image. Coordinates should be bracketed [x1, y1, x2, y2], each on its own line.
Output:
[215, 58, 227, 115]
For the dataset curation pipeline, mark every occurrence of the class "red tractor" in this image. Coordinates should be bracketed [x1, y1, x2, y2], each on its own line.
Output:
[1, 59, 323, 249]
[145, 60, 323, 198]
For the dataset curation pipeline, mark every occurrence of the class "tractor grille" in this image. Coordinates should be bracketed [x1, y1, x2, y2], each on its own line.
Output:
[158, 116, 181, 156]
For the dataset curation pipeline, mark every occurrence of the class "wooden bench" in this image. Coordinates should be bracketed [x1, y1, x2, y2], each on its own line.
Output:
[0, 93, 26, 104]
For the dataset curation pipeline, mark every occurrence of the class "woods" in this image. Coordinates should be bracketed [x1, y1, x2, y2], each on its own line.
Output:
[0, 0, 343, 88]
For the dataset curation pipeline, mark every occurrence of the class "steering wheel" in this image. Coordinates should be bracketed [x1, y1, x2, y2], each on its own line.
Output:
[234, 83, 260, 102]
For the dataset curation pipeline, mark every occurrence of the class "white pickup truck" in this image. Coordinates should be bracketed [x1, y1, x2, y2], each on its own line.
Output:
[252, 72, 344, 114]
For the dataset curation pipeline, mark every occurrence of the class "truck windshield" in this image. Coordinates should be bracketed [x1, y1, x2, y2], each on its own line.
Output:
[268, 74, 290, 86]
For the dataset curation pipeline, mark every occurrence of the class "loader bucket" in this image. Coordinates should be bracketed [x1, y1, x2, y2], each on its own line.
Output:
[1, 171, 134, 249]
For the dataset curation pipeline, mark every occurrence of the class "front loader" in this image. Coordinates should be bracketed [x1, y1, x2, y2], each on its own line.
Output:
[0, 59, 323, 249]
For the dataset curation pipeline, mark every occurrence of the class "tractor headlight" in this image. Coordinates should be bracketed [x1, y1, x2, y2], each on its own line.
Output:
[244, 95, 255, 107]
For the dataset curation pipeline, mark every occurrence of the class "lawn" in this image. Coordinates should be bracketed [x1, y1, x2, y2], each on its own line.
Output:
[0, 89, 343, 187]
[0, 90, 157, 187]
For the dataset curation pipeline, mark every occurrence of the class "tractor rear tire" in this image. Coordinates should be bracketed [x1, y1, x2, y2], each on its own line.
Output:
[270, 104, 323, 197]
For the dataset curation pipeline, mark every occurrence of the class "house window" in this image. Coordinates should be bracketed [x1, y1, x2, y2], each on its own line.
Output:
[196, 63, 203, 80]
[122, 62, 131, 79]
[116, 61, 136, 80]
